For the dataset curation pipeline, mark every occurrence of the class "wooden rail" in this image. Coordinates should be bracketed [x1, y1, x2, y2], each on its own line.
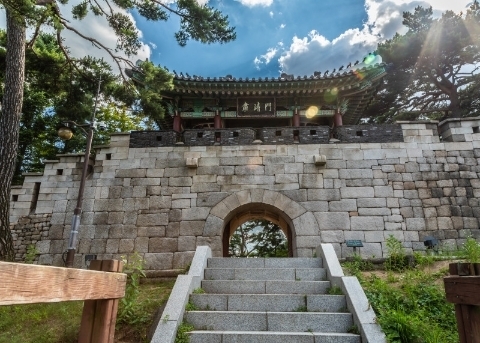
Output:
[0, 260, 126, 343]
[444, 263, 480, 343]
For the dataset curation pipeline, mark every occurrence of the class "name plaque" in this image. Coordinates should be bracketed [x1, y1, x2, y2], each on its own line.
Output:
[345, 240, 363, 247]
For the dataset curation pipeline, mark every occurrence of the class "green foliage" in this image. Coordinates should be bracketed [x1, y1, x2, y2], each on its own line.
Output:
[364, 3, 480, 122]
[460, 237, 480, 263]
[192, 288, 205, 294]
[327, 285, 343, 295]
[185, 301, 198, 311]
[228, 219, 288, 257]
[175, 322, 194, 343]
[24, 244, 38, 264]
[362, 271, 458, 343]
[384, 236, 409, 272]
[342, 254, 374, 277]
[117, 252, 148, 326]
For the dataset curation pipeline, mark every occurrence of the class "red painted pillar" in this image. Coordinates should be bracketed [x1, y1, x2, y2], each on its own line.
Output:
[293, 108, 300, 127]
[214, 110, 222, 129]
[173, 111, 182, 132]
[333, 111, 343, 127]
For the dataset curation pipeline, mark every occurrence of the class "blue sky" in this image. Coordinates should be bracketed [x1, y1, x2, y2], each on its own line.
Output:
[1, 0, 471, 78]
[133, 0, 368, 77]
[128, 0, 471, 78]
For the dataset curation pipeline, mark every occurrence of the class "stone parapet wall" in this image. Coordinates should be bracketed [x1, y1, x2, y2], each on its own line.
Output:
[129, 131, 181, 148]
[333, 124, 403, 143]
[9, 120, 480, 271]
[183, 128, 256, 146]
[439, 117, 480, 142]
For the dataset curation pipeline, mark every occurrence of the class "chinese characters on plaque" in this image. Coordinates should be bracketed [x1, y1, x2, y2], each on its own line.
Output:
[238, 98, 275, 116]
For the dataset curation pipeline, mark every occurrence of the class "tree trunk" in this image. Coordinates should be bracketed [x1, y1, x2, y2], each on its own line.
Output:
[0, 10, 26, 261]
[449, 87, 462, 119]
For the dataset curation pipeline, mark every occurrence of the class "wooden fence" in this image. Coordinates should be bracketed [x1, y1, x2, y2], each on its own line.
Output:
[444, 263, 480, 343]
[0, 260, 126, 343]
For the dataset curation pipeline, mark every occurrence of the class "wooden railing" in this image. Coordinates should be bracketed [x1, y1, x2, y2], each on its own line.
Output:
[0, 260, 126, 343]
[444, 263, 480, 343]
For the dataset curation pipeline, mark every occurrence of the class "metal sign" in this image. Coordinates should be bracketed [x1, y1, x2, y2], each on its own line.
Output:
[345, 240, 363, 247]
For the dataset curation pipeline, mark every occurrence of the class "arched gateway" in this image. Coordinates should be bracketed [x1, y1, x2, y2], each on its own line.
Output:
[203, 190, 321, 257]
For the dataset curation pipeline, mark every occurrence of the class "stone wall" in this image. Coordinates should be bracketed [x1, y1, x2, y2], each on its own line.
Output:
[10, 214, 52, 263]
[333, 124, 404, 143]
[183, 128, 256, 146]
[9, 119, 480, 271]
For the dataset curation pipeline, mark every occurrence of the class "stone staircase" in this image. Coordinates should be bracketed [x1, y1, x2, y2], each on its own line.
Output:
[184, 257, 361, 343]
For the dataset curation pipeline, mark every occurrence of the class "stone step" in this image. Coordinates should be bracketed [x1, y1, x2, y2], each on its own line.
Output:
[184, 311, 354, 333]
[207, 257, 323, 269]
[204, 268, 326, 281]
[188, 331, 360, 343]
[201, 280, 331, 294]
[190, 294, 346, 312]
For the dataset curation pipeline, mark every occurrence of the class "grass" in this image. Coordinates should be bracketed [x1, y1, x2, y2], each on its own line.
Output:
[340, 235, 479, 343]
[0, 281, 175, 343]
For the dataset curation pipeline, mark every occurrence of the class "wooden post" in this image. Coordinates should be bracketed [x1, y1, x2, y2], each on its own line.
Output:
[214, 110, 222, 129]
[293, 108, 300, 127]
[173, 111, 182, 132]
[333, 111, 343, 127]
[78, 260, 124, 343]
[444, 263, 480, 343]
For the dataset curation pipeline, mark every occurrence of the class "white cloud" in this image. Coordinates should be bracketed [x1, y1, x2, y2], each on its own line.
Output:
[278, 0, 471, 75]
[269, 11, 274, 17]
[237, 0, 273, 7]
[280, 23, 286, 29]
[254, 47, 279, 69]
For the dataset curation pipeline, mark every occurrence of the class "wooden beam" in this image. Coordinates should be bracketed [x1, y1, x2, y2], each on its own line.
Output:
[0, 262, 126, 305]
[445, 276, 480, 306]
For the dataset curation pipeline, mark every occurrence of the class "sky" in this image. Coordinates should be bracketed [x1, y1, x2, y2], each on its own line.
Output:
[1, 0, 474, 78]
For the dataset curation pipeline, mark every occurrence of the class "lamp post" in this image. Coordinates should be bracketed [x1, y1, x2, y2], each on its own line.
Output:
[58, 78, 102, 268]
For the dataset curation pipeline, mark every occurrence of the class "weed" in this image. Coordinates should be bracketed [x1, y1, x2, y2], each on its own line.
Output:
[162, 314, 170, 323]
[295, 277, 301, 281]
[24, 244, 38, 264]
[117, 252, 148, 325]
[347, 325, 359, 334]
[384, 235, 409, 272]
[342, 254, 374, 277]
[294, 305, 308, 312]
[185, 301, 198, 311]
[192, 288, 205, 294]
[362, 268, 458, 343]
[461, 237, 480, 263]
[327, 285, 343, 295]
[175, 322, 194, 343]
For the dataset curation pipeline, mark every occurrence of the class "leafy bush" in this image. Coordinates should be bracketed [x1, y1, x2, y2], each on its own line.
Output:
[384, 235, 409, 272]
[117, 252, 147, 325]
[175, 322, 194, 343]
[461, 237, 480, 263]
[362, 271, 457, 343]
[343, 254, 374, 276]
[24, 244, 38, 264]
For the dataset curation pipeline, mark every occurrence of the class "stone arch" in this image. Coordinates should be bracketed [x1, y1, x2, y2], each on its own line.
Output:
[202, 189, 321, 257]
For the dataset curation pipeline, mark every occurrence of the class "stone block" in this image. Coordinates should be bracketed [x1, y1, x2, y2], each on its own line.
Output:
[173, 251, 195, 269]
[314, 212, 350, 230]
[406, 218, 426, 231]
[357, 198, 386, 208]
[178, 236, 196, 251]
[363, 231, 384, 243]
[137, 213, 168, 226]
[119, 239, 135, 253]
[134, 237, 149, 252]
[144, 253, 173, 270]
[351, 216, 384, 231]
[299, 174, 323, 188]
[182, 207, 210, 221]
[149, 237, 178, 253]
[292, 212, 321, 235]
[340, 187, 374, 198]
[329, 199, 357, 212]
[307, 189, 340, 201]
